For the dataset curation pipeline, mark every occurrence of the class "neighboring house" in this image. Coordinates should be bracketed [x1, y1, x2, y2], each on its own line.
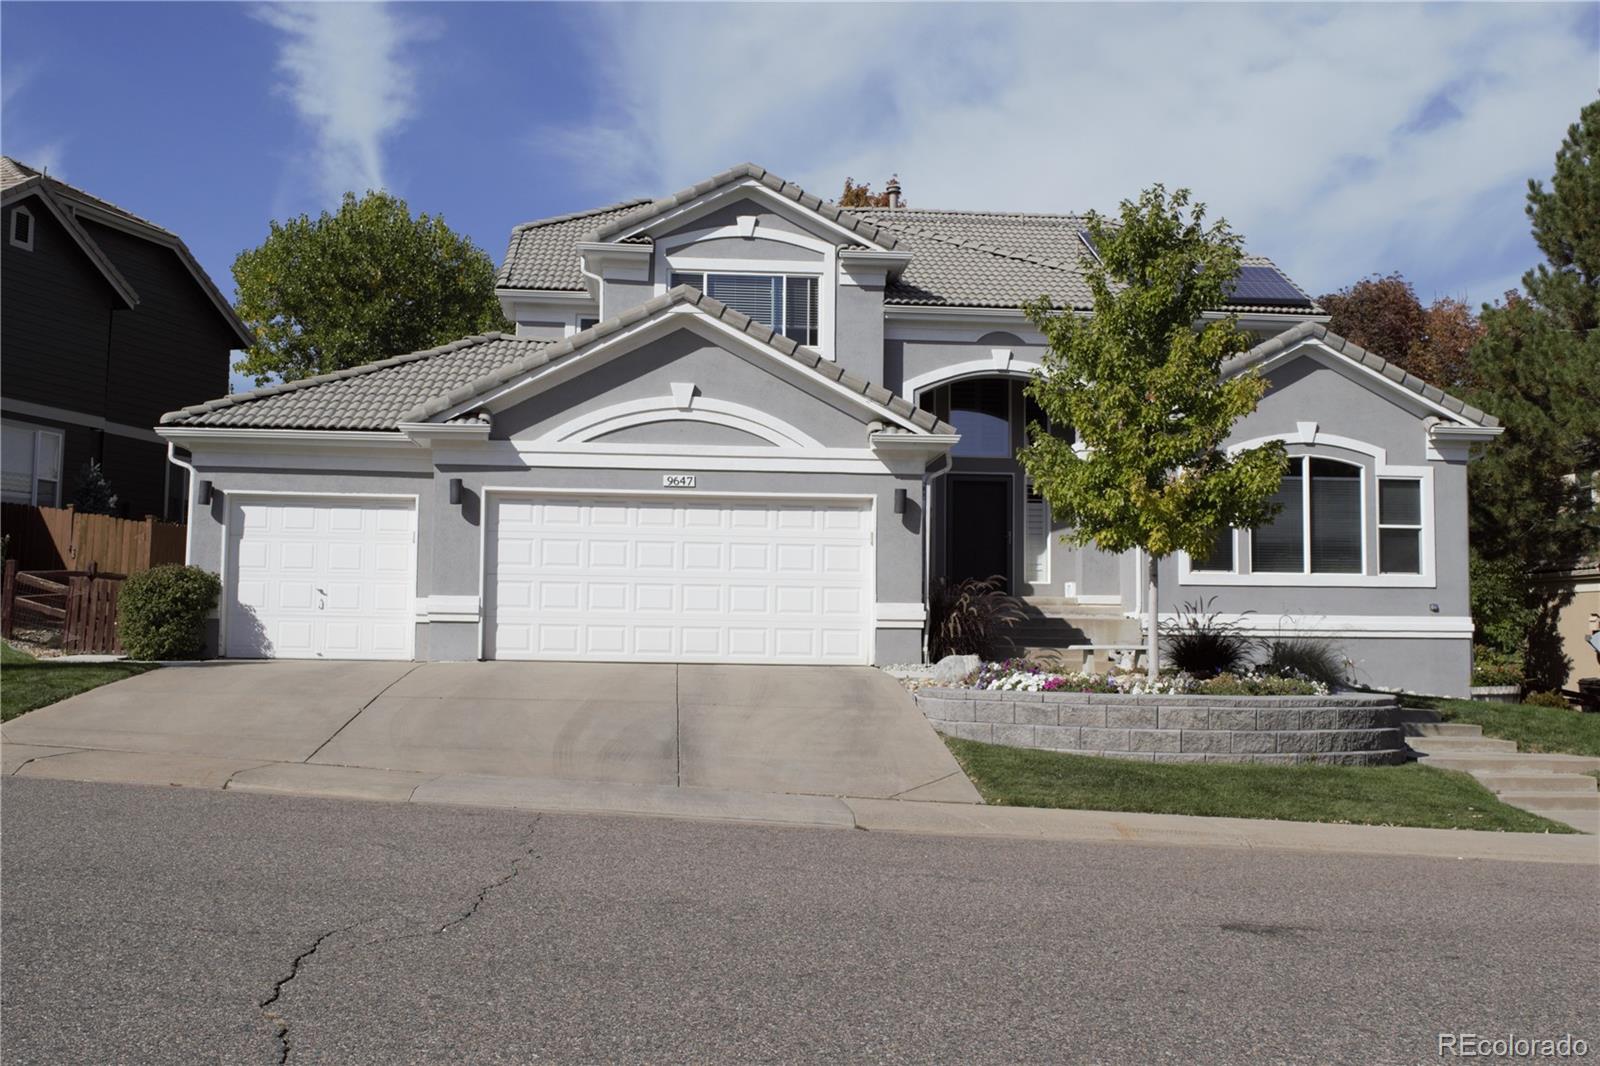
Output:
[156, 163, 1499, 695]
[1, 157, 251, 519]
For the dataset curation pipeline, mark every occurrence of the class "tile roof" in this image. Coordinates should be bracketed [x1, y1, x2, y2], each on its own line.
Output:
[497, 198, 652, 291]
[1227, 321, 1498, 427]
[1, 156, 253, 346]
[161, 334, 552, 430]
[844, 206, 1318, 314]
[399, 286, 953, 434]
[494, 168, 1320, 315]
[163, 288, 953, 436]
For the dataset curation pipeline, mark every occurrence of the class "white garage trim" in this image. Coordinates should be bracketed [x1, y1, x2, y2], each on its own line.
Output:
[220, 492, 419, 660]
[478, 488, 878, 664]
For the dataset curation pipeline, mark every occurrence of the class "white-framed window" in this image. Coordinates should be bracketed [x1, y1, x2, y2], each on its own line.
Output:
[668, 271, 818, 346]
[1, 423, 64, 506]
[10, 206, 34, 251]
[1191, 527, 1237, 573]
[1251, 457, 1363, 574]
[1377, 478, 1424, 574]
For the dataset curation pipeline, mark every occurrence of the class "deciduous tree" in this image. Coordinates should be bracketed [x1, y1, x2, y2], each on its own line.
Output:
[1318, 273, 1482, 389]
[232, 191, 507, 385]
[1021, 187, 1288, 677]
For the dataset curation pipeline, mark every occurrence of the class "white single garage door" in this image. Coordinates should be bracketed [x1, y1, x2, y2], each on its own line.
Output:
[486, 494, 873, 664]
[226, 496, 416, 660]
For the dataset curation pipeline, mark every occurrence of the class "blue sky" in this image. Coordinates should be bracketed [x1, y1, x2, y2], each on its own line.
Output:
[3, 2, 1595, 390]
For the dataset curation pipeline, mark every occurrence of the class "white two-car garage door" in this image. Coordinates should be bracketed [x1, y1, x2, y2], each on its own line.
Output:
[486, 494, 873, 664]
[226, 496, 416, 660]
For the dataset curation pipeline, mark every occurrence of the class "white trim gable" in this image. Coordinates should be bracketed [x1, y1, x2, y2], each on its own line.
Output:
[428, 302, 928, 436]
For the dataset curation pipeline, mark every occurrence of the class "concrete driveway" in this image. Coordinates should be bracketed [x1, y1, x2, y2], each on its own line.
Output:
[2, 661, 978, 802]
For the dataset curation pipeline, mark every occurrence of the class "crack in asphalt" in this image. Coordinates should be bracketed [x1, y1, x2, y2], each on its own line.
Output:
[260, 817, 542, 1063]
[258, 916, 381, 1065]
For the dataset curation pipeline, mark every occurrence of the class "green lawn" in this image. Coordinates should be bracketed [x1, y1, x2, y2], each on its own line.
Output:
[0, 642, 157, 722]
[1403, 695, 1600, 758]
[944, 737, 1574, 833]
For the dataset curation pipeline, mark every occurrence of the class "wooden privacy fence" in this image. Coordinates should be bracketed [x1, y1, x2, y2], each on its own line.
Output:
[0, 504, 184, 575]
[1, 560, 126, 654]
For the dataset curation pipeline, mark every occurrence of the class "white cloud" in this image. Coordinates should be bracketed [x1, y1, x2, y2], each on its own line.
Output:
[548, 2, 1595, 305]
[256, 2, 427, 203]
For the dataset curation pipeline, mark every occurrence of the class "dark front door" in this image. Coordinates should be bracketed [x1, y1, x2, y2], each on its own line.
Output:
[948, 476, 1011, 591]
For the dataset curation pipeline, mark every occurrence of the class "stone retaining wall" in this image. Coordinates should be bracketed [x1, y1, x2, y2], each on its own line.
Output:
[916, 689, 1407, 765]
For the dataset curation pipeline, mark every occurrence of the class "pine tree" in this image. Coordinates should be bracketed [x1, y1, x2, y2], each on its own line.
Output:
[72, 459, 120, 516]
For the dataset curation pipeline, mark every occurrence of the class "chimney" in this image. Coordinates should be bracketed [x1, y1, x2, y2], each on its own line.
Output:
[885, 175, 902, 209]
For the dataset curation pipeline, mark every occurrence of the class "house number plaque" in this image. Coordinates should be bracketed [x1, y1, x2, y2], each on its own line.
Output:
[662, 474, 696, 488]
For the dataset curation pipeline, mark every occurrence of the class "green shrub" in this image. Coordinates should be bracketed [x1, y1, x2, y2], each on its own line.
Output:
[1524, 690, 1571, 708]
[117, 565, 221, 661]
[1471, 645, 1524, 688]
[1259, 638, 1347, 688]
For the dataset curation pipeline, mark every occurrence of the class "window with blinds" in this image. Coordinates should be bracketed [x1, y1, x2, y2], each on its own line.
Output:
[668, 272, 818, 346]
[1378, 478, 1423, 574]
[1250, 457, 1365, 575]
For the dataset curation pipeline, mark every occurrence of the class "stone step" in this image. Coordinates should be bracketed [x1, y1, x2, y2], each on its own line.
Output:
[1407, 736, 1516, 754]
[1497, 790, 1600, 811]
[1402, 722, 1483, 738]
[1524, 808, 1600, 834]
[1397, 708, 1443, 725]
[1422, 751, 1600, 775]
[1468, 770, 1599, 794]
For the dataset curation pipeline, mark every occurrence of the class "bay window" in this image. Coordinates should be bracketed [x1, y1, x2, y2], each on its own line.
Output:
[669, 272, 818, 346]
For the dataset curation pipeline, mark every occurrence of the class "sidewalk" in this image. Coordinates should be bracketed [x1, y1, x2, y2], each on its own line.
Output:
[5, 741, 1594, 865]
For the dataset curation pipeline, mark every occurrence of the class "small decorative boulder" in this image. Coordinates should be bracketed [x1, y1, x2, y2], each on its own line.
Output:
[930, 654, 981, 684]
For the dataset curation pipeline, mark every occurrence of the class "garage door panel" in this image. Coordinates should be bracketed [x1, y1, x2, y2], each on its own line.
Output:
[226, 498, 415, 661]
[487, 494, 872, 664]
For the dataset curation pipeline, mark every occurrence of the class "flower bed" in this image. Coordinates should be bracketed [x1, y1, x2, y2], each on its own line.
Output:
[913, 659, 1402, 765]
[965, 658, 1329, 697]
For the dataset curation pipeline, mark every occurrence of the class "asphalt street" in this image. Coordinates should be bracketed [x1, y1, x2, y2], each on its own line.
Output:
[2, 777, 1595, 1065]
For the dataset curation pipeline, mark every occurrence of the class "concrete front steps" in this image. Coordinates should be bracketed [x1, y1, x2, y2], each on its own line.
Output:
[1406, 714, 1600, 834]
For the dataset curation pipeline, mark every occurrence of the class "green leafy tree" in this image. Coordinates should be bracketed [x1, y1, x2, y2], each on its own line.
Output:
[232, 191, 508, 385]
[1467, 99, 1600, 688]
[71, 459, 119, 516]
[1021, 186, 1289, 677]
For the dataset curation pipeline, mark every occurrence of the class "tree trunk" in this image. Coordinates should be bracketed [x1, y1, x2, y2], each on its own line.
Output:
[1146, 552, 1161, 680]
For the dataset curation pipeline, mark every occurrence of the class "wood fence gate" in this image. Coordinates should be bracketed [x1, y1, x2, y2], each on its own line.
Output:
[1, 560, 125, 654]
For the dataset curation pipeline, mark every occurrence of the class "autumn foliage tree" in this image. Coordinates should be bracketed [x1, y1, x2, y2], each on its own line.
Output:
[839, 177, 899, 208]
[1317, 273, 1483, 389]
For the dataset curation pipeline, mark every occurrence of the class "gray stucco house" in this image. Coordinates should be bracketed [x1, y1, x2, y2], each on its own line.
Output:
[157, 164, 1500, 695]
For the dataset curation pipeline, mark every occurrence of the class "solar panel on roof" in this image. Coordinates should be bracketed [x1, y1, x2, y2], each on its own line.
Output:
[1076, 228, 1101, 262]
[1225, 265, 1309, 307]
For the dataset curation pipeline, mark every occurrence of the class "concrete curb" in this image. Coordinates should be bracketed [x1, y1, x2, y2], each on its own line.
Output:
[5, 747, 1594, 865]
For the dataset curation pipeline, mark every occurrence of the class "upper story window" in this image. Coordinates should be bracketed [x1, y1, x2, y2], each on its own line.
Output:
[10, 206, 34, 250]
[670, 272, 818, 346]
[946, 379, 1011, 457]
[1, 424, 63, 506]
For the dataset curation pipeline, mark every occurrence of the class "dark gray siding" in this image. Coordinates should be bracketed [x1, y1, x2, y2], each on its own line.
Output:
[0, 197, 117, 416]
[83, 219, 234, 431]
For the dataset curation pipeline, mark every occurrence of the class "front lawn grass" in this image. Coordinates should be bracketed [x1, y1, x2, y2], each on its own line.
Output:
[1403, 695, 1600, 758]
[944, 737, 1574, 833]
[0, 642, 157, 722]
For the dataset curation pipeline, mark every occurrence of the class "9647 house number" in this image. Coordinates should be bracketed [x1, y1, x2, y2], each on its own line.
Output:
[662, 474, 696, 488]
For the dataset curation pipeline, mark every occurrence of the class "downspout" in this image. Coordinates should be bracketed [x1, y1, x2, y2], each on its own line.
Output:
[922, 451, 953, 662]
[165, 440, 199, 565]
[578, 252, 605, 321]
